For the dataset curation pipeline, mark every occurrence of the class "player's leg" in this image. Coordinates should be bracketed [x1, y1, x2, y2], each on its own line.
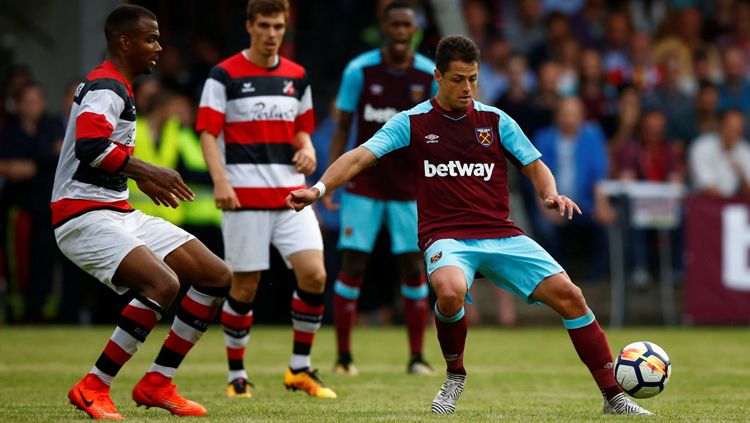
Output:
[477, 235, 651, 415]
[424, 239, 477, 414]
[221, 271, 260, 397]
[397, 252, 432, 374]
[218, 210, 271, 397]
[387, 199, 431, 374]
[530, 273, 653, 415]
[133, 237, 232, 415]
[333, 249, 369, 374]
[332, 192, 383, 374]
[57, 211, 180, 420]
[274, 207, 336, 398]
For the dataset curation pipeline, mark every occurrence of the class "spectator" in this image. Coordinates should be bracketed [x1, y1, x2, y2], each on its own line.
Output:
[674, 81, 720, 147]
[615, 110, 684, 285]
[502, 0, 544, 55]
[627, 32, 660, 93]
[558, 37, 581, 97]
[132, 76, 161, 115]
[531, 97, 613, 280]
[602, 11, 633, 88]
[578, 48, 615, 122]
[605, 85, 641, 171]
[530, 60, 562, 136]
[477, 36, 511, 104]
[0, 84, 63, 323]
[528, 12, 571, 71]
[642, 53, 695, 144]
[570, 0, 607, 49]
[495, 54, 536, 133]
[717, 47, 750, 137]
[689, 110, 750, 197]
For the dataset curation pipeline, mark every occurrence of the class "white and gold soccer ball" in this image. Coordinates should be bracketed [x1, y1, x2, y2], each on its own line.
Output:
[614, 341, 671, 399]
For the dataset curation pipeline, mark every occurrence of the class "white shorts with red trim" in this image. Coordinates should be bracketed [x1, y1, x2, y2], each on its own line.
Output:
[54, 209, 195, 294]
[222, 206, 323, 272]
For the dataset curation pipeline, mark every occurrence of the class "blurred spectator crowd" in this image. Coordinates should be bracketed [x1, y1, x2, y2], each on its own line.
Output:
[2, 0, 750, 325]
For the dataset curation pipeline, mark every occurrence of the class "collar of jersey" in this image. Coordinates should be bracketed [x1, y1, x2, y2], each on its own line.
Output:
[430, 98, 473, 121]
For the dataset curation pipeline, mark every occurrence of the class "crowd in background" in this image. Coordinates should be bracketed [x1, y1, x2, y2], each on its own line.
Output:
[2, 0, 750, 325]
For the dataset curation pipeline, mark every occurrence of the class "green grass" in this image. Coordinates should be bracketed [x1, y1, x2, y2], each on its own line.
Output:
[0, 325, 748, 422]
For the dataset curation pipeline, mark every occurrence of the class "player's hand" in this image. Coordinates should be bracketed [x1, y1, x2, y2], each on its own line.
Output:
[141, 166, 195, 205]
[214, 180, 241, 210]
[286, 188, 318, 212]
[136, 179, 182, 208]
[292, 145, 316, 176]
[321, 193, 339, 211]
[543, 194, 582, 220]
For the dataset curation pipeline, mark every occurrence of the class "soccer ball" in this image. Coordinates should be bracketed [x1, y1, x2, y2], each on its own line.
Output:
[614, 341, 671, 399]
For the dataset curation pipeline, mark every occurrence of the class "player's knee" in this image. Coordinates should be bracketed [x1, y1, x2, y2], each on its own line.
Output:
[299, 267, 327, 291]
[147, 271, 180, 306]
[205, 261, 232, 287]
[341, 257, 367, 279]
[560, 283, 587, 315]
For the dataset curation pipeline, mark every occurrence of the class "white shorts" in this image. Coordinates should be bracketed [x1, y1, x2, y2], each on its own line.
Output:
[222, 207, 323, 272]
[54, 209, 195, 294]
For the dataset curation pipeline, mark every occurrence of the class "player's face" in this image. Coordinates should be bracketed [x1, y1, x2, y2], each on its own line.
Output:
[247, 13, 286, 57]
[435, 60, 478, 111]
[127, 18, 161, 75]
[382, 8, 417, 60]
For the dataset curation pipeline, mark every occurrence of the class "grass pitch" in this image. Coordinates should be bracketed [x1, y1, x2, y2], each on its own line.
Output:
[0, 325, 748, 422]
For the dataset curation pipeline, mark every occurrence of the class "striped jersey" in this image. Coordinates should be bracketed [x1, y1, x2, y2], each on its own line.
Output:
[51, 60, 136, 227]
[362, 99, 541, 251]
[336, 49, 436, 200]
[196, 52, 314, 209]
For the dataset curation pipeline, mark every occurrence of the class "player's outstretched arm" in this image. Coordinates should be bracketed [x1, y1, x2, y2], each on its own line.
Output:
[521, 159, 581, 220]
[122, 156, 195, 208]
[287, 146, 377, 211]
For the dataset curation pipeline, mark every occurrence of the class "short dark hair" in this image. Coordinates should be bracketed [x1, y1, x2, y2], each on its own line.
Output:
[384, 0, 414, 17]
[720, 108, 745, 121]
[104, 5, 157, 47]
[246, 0, 289, 21]
[435, 35, 480, 73]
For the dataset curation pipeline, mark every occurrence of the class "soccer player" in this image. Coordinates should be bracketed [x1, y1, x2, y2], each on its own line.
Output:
[57, 5, 231, 419]
[288, 35, 653, 415]
[197, 0, 335, 399]
[325, 0, 436, 376]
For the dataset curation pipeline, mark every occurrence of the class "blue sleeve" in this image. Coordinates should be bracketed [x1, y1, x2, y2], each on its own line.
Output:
[499, 110, 541, 166]
[361, 111, 410, 158]
[335, 61, 363, 113]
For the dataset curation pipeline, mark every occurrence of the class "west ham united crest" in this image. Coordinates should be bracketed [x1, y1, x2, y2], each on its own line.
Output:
[474, 127, 494, 147]
[430, 251, 442, 263]
[410, 84, 425, 102]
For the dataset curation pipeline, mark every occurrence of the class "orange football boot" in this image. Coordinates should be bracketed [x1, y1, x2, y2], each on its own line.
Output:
[131, 372, 207, 416]
[67, 374, 124, 420]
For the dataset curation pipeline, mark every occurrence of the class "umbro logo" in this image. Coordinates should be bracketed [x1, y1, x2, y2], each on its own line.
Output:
[241, 82, 255, 93]
[425, 134, 439, 144]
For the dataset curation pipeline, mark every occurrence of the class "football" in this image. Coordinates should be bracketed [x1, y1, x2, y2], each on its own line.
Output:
[614, 341, 671, 399]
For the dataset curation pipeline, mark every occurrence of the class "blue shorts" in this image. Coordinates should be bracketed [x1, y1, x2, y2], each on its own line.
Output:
[338, 191, 419, 254]
[424, 236, 564, 304]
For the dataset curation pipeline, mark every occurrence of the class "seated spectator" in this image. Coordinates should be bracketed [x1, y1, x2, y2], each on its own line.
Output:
[502, 0, 544, 55]
[578, 48, 617, 122]
[689, 110, 750, 197]
[495, 54, 536, 133]
[604, 85, 641, 169]
[531, 97, 613, 280]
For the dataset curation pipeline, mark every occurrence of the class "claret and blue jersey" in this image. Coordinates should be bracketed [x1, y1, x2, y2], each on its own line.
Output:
[362, 98, 542, 251]
[336, 49, 437, 201]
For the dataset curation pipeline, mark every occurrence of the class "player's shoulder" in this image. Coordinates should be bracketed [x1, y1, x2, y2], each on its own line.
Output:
[412, 53, 435, 75]
[80, 68, 130, 104]
[277, 56, 307, 79]
[401, 99, 434, 118]
[345, 49, 383, 72]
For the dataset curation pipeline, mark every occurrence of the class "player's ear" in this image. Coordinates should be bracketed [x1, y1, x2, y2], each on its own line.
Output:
[245, 18, 253, 35]
[119, 34, 130, 53]
[433, 68, 442, 83]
